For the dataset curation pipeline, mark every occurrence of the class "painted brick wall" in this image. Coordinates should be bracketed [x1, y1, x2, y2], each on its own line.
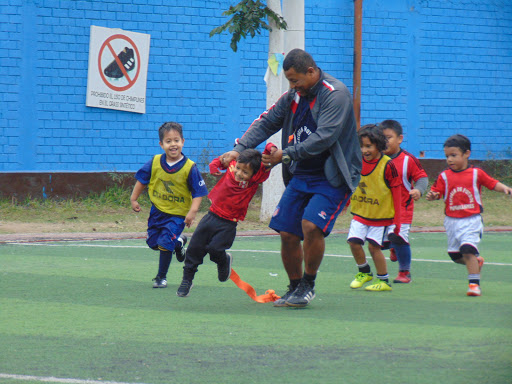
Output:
[1, 0, 511, 175]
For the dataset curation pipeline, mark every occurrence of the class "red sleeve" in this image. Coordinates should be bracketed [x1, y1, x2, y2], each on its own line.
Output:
[263, 142, 277, 155]
[386, 161, 402, 230]
[408, 155, 428, 182]
[430, 173, 445, 196]
[209, 157, 226, 174]
[477, 168, 499, 190]
[251, 163, 272, 184]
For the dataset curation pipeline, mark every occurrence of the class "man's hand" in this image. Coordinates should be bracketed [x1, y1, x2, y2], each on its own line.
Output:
[220, 150, 239, 167]
[262, 148, 283, 168]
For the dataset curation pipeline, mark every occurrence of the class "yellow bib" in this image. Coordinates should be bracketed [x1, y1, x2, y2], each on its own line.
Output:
[148, 155, 194, 216]
[351, 155, 395, 220]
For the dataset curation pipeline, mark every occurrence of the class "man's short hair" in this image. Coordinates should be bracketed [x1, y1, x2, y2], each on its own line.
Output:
[283, 49, 318, 74]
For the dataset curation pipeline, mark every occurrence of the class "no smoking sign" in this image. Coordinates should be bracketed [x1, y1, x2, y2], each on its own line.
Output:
[86, 26, 150, 114]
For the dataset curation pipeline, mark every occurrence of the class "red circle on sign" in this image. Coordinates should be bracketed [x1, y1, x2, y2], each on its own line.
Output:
[98, 34, 141, 92]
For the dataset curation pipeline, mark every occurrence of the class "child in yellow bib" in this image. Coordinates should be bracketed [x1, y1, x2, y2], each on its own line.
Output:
[347, 124, 402, 291]
[130, 122, 208, 289]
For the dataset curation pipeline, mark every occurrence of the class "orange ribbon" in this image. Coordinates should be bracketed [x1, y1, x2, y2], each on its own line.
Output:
[230, 269, 280, 303]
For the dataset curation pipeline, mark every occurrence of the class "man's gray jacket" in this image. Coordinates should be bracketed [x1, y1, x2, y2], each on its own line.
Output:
[233, 70, 362, 192]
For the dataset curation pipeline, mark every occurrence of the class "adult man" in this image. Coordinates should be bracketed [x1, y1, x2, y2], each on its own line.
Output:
[221, 49, 361, 307]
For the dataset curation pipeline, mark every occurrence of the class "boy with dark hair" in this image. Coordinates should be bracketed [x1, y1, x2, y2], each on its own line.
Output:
[347, 124, 402, 291]
[176, 144, 277, 297]
[381, 120, 428, 283]
[130, 122, 208, 288]
[426, 134, 512, 296]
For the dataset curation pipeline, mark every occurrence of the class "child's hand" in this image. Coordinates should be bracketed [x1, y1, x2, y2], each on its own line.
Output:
[131, 200, 141, 212]
[209, 162, 222, 176]
[409, 188, 422, 201]
[184, 211, 197, 227]
[426, 191, 440, 201]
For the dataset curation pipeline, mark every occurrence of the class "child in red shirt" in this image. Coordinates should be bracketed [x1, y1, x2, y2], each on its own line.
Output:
[176, 143, 276, 297]
[381, 120, 428, 284]
[347, 124, 402, 292]
[426, 134, 511, 297]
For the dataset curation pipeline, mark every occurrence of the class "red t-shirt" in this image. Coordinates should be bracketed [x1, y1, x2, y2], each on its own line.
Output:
[354, 157, 402, 227]
[430, 166, 498, 218]
[390, 149, 428, 224]
[208, 143, 274, 221]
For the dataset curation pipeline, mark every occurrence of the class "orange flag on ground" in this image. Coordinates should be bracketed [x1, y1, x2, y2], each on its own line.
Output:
[230, 269, 280, 303]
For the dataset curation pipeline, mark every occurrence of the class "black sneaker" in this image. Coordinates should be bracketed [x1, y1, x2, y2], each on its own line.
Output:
[104, 47, 135, 79]
[176, 279, 193, 297]
[272, 285, 295, 307]
[285, 279, 315, 307]
[175, 235, 188, 262]
[152, 276, 167, 288]
[217, 252, 232, 282]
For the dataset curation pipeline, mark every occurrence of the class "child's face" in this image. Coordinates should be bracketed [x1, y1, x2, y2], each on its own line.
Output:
[234, 161, 254, 182]
[360, 136, 381, 162]
[382, 128, 403, 156]
[160, 129, 185, 162]
[444, 146, 470, 171]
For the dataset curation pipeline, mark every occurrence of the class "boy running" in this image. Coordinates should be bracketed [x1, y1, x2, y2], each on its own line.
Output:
[130, 122, 208, 288]
[426, 134, 512, 296]
[176, 144, 276, 297]
[381, 120, 428, 283]
[347, 124, 402, 291]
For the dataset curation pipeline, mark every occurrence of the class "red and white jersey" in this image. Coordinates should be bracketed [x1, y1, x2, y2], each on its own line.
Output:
[207, 143, 274, 222]
[430, 166, 498, 218]
[390, 149, 428, 224]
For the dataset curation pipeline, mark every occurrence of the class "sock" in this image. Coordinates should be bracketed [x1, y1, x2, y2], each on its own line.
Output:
[393, 243, 412, 271]
[468, 274, 480, 285]
[303, 272, 316, 288]
[377, 273, 389, 283]
[290, 278, 301, 291]
[357, 262, 371, 274]
[157, 250, 173, 278]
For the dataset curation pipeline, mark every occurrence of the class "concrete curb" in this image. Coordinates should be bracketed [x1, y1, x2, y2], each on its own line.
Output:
[1, 226, 511, 244]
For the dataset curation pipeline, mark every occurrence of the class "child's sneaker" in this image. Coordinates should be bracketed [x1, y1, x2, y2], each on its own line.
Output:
[365, 279, 392, 291]
[217, 252, 232, 282]
[476, 256, 484, 272]
[152, 276, 167, 288]
[175, 235, 188, 262]
[393, 271, 411, 284]
[176, 279, 194, 297]
[389, 248, 397, 262]
[467, 283, 481, 296]
[350, 272, 373, 289]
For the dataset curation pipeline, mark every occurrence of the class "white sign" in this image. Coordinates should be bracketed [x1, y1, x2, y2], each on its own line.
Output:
[86, 26, 150, 114]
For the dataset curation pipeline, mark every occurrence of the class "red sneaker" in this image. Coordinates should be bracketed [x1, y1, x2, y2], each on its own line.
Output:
[467, 283, 481, 296]
[393, 271, 411, 284]
[389, 248, 397, 262]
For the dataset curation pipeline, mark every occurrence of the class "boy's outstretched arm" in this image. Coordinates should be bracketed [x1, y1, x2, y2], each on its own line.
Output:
[184, 196, 203, 227]
[130, 181, 146, 212]
[493, 182, 512, 195]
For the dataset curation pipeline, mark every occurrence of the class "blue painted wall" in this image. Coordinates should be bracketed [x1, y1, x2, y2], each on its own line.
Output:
[1, 0, 511, 174]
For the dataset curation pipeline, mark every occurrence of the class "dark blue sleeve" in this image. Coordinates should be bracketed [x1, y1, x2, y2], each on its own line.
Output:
[187, 164, 209, 198]
[135, 158, 153, 185]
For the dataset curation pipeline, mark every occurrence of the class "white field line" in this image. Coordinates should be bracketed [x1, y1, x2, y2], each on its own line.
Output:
[8, 243, 512, 266]
[0, 373, 150, 384]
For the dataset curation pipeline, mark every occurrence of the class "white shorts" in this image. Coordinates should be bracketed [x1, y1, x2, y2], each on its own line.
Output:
[444, 215, 483, 253]
[347, 219, 388, 246]
[385, 224, 411, 244]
